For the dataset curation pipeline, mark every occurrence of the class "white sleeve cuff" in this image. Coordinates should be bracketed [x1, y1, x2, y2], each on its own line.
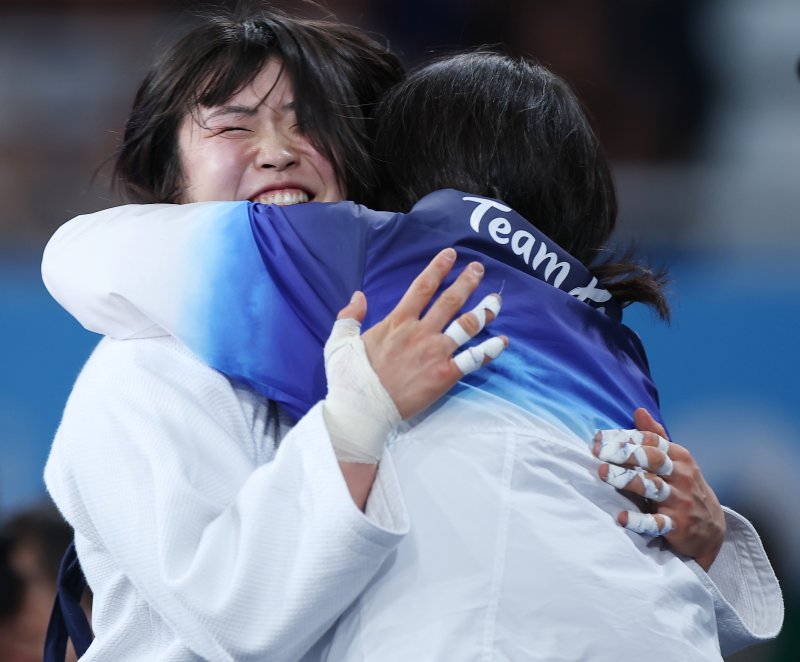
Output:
[364, 449, 408, 532]
[686, 506, 784, 656]
[288, 402, 410, 543]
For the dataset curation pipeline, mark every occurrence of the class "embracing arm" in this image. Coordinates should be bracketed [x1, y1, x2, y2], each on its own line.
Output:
[44, 337, 408, 660]
[41, 203, 222, 340]
[43, 204, 507, 511]
[594, 410, 784, 655]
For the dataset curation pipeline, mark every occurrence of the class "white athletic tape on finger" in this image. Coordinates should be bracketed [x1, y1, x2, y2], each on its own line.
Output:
[443, 320, 471, 347]
[323, 318, 401, 464]
[642, 474, 670, 502]
[657, 454, 674, 477]
[443, 294, 502, 347]
[624, 511, 674, 537]
[597, 436, 648, 466]
[453, 336, 506, 375]
[605, 466, 671, 502]
[598, 429, 670, 453]
[605, 464, 642, 490]
[597, 430, 673, 476]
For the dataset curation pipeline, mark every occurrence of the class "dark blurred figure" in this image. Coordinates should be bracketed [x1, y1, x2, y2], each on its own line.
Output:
[0, 502, 76, 662]
[366, 0, 711, 161]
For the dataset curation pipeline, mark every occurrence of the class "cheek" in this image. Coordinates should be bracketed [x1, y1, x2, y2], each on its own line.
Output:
[181, 140, 250, 202]
[305, 146, 344, 200]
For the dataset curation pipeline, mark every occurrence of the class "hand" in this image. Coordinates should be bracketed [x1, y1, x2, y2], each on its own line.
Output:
[362, 247, 507, 420]
[593, 408, 726, 571]
[324, 247, 507, 468]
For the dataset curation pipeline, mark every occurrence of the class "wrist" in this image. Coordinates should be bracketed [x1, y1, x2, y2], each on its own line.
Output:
[323, 318, 401, 464]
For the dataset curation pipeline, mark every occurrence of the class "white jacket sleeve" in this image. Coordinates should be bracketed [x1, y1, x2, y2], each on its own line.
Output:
[41, 202, 242, 340]
[686, 507, 784, 656]
[45, 336, 408, 661]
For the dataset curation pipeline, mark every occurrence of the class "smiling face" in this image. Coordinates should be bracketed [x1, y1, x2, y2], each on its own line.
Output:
[177, 58, 344, 205]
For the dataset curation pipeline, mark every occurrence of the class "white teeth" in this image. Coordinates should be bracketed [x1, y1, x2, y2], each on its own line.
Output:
[255, 190, 309, 206]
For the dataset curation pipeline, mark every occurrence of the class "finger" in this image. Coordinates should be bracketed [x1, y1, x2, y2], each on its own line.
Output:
[336, 290, 367, 322]
[620, 511, 674, 537]
[443, 294, 502, 349]
[452, 336, 507, 375]
[594, 430, 673, 476]
[602, 465, 671, 503]
[423, 261, 486, 330]
[327, 292, 368, 361]
[392, 248, 457, 320]
[633, 408, 669, 439]
[594, 429, 669, 455]
[636, 431, 671, 454]
[325, 317, 362, 361]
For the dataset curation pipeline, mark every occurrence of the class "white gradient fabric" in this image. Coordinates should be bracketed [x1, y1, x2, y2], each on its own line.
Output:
[309, 392, 783, 661]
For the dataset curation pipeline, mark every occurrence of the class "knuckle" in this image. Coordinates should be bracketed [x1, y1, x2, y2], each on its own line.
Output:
[458, 312, 480, 336]
[671, 442, 691, 461]
[434, 362, 456, 382]
[438, 289, 462, 310]
[643, 431, 660, 446]
[415, 275, 439, 299]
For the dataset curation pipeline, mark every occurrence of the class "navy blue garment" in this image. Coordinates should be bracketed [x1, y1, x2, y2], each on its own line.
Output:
[44, 541, 92, 661]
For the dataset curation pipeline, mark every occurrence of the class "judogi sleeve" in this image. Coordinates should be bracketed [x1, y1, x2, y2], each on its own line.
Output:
[45, 337, 408, 660]
[42, 200, 377, 419]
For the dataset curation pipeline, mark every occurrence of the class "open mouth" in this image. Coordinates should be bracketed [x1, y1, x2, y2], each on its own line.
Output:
[251, 189, 311, 206]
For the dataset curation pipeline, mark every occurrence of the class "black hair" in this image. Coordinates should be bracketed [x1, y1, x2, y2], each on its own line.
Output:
[114, 3, 404, 203]
[370, 52, 669, 319]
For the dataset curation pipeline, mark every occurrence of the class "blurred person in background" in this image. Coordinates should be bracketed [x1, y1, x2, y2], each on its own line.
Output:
[0, 502, 81, 662]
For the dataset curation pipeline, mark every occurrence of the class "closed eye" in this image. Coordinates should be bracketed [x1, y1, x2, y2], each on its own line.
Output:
[215, 126, 252, 135]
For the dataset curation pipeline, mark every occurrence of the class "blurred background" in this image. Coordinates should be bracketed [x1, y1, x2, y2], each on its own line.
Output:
[0, 0, 797, 659]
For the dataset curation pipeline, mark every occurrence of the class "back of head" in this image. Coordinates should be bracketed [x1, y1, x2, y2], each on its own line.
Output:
[371, 52, 615, 266]
[115, 3, 404, 203]
[371, 52, 668, 318]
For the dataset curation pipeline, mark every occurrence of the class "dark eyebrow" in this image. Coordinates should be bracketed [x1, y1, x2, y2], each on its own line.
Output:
[202, 101, 296, 122]
[202, 105, 259, 121]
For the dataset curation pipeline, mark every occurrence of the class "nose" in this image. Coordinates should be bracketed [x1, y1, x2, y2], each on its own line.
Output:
[255, 133, 298, 171]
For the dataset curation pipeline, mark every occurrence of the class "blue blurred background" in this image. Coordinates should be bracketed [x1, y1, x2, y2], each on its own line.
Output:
[0, 0, 797, 659]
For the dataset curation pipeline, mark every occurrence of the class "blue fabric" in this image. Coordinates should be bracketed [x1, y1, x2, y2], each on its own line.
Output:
[184, 189, 661, 440]
[44, 541, 92, 661]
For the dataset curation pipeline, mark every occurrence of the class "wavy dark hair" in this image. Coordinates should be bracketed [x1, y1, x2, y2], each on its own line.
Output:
[113, 4, 404, 204]
[369, 52, 669, 319]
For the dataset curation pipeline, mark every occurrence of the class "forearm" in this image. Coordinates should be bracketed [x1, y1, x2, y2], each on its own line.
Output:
[42, 200, 366, 421]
